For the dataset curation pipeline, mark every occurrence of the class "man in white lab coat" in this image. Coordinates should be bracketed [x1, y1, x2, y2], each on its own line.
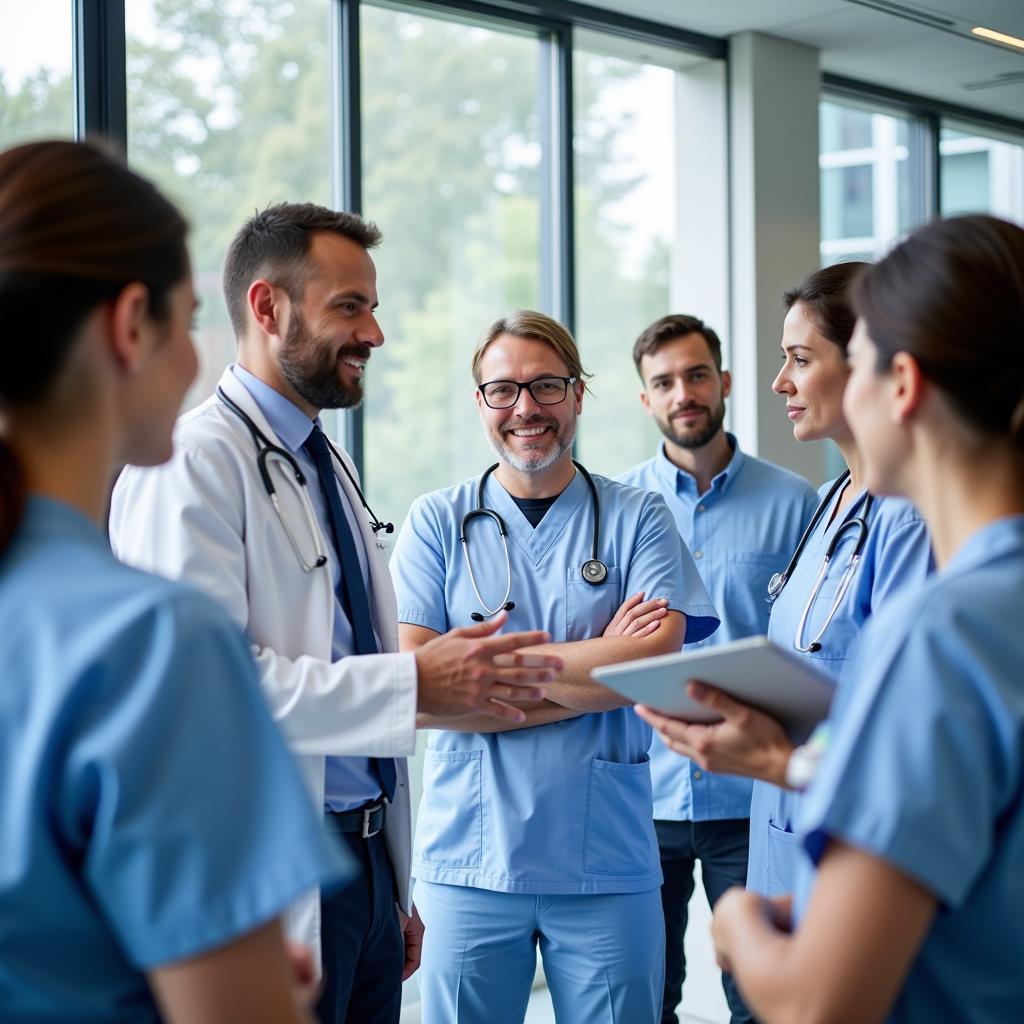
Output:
[110, 203, 559, 1024]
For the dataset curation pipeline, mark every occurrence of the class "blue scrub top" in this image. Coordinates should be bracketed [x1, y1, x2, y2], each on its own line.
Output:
[747, 481, 933, 896]
[618, 438, 818, 822]
[0, 498, 348, 1022]
[794, 516, 1024, 1024]
[391, 469, 719, 894]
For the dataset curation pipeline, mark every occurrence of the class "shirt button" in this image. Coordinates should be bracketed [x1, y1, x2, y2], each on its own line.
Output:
[697, 504, 706, 512]
[693, 550, 703, 559]
[693, 769, 703, 779]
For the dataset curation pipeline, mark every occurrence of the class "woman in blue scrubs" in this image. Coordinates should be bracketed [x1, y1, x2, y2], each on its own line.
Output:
[641, 262, 933, 896]
[709, 215, 1024, 1023]
[0, 141, 345, 1023]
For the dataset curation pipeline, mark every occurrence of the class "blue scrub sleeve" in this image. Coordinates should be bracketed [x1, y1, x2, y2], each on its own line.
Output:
[628, 492, 719, 644]
[392, 496, 451, 635]
[800, 603, 1008, 910]
[60, 591, 350, 968]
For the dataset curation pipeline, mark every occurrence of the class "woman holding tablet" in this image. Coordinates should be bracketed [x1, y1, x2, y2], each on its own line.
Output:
[638, 261, 933, 896]
[708, 214, 1024, 1023]
[0, 140, 344, 1022]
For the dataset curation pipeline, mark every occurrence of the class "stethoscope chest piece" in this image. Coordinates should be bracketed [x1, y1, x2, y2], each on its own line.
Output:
[581, 558, 608, 585]
[766, 571, 787, 602]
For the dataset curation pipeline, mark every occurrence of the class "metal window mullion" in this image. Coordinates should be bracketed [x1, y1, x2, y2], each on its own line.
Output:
[73, 0, 127, 147]
[332, 0, 365, 476]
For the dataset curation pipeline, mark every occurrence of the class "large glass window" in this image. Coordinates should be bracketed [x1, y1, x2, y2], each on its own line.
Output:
[360, 4, 544, 536]
[819, 99, 929, 266]
[0, 0, 74, 149]
[941, 122, 1024, 225]
[573, 40, 681, 478]
[125, 0, 333, 406]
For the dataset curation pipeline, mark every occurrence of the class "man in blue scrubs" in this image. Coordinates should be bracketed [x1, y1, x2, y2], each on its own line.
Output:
[618, 314, 817, 1024]
[391, 310, 720, 1024]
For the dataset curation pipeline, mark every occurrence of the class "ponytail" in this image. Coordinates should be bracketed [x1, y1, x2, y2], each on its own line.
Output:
[0, 438, 23, 556]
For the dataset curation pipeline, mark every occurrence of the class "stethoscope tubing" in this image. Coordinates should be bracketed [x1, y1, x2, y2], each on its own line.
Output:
[767, 468, 874, 654]
[461, 460, 608, 621]
[216, 386, 392, 575]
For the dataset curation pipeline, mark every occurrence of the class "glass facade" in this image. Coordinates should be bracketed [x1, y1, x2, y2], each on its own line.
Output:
[941, 122, 1024, 224]
[573, 42, 677, 478]
[0, 0, 73, 149]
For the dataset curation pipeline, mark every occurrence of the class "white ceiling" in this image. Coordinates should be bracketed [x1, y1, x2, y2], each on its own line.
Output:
[583, 0, 1024, 123]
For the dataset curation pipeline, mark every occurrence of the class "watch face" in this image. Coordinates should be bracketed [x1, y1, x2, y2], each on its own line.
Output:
[581, 559, 608, 585]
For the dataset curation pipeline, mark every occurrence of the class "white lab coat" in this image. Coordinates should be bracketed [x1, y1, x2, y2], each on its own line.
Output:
[110, 366, 417, 963]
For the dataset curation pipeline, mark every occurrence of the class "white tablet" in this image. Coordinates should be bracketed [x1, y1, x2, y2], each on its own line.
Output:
[591, 636, 834, 744]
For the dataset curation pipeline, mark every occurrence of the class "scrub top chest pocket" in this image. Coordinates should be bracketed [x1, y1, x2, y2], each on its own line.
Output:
[565, 566, 622, 642]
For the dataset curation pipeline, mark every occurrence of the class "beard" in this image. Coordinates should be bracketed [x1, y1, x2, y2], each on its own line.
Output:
[488, 412, 577, 473]
[656, 397, 726, 449]
[278, 308, 368, 411]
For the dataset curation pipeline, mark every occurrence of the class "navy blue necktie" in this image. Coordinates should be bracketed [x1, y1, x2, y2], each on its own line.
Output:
[303, 425, 396, 802]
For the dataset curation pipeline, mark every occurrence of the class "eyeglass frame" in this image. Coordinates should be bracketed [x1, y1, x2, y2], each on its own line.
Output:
[477, 375, 578, 410]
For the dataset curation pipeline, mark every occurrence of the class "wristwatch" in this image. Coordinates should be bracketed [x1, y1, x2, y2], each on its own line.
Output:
[784, 723, 831, 791]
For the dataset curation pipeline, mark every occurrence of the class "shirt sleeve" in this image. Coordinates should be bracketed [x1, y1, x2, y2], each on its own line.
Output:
[391, 496, 451, 635]
[799, 600, 1007, 909]
[61, 588, 351, 968]
[628, 491, 720, 644]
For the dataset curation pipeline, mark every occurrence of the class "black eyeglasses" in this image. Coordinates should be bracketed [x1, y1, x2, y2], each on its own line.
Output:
[478, 375, 577, 409]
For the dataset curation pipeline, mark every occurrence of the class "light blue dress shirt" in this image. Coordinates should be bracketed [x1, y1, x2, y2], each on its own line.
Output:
[794, 516, 1024, 1023]
[0, 497, 347, 1022]
[232, 365, 380, 812]
[618, 437, 818, 822]
[392, 470, 719, 894]
[747, 481, 933, 895]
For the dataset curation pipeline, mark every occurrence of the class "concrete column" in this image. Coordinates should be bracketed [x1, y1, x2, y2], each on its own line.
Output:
[729, 31, 826, 483]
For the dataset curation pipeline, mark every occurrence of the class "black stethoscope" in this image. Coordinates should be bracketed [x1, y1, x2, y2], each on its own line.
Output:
[216, 387, 393, 572]
[766, 469, 874, 654]
[460, 460, 608, 622]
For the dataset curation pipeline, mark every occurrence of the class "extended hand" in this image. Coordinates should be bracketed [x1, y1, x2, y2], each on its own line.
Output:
[636, 681, 793, 786]
[602, 591, 669, 639]
[415, 612, 563, 723]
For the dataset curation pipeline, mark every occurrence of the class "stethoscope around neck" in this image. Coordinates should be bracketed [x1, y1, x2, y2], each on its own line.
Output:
[216, 386, 393, 573]
[766, 469, 874, 654]
[461, 460, 608, 622]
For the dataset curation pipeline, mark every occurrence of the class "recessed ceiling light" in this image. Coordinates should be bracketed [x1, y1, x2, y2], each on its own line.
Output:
[971, 26, 1024, 52]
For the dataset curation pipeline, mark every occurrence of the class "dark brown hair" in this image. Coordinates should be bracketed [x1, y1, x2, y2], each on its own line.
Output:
[632, 314, 723, 375]
[0, 138, 188, 554]
[854, 214, 1024, 447]
[222, 202, 382, 337]
[783, 261, 869, 353]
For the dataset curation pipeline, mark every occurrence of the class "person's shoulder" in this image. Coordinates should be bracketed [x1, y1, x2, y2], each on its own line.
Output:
[614, 456, 659, 489]
[871, 493, 926, 534]
[737, 453, 817, 498]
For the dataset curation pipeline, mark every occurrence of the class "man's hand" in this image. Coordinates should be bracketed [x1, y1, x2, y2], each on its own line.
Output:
[635, 681, 794, 787]
[711, 887, 775, 974]
[414, 612, 563, 723]
[398, 906, 425, 982]
[602, 592, 669, 639]
[285, 941, 320, 1012]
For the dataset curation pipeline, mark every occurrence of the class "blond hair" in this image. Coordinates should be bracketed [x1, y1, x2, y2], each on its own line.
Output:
[471, 309, 593, 389]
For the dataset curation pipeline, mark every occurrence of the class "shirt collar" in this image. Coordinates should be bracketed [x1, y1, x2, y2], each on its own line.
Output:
[654, 433, 744, 496]
[231, 364, 318, 454]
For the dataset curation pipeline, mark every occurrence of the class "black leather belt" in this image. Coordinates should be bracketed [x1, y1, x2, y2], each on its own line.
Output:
[325, 801, 386, 839]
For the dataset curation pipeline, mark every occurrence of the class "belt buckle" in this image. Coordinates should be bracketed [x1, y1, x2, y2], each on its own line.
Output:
[361, 803, 382, 839]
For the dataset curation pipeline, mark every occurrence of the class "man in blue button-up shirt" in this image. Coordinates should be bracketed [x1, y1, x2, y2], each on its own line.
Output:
[618, 314, 818, 1024]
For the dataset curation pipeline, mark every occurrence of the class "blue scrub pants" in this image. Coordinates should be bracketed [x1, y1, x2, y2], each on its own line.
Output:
[415, 880, 664, 1024]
